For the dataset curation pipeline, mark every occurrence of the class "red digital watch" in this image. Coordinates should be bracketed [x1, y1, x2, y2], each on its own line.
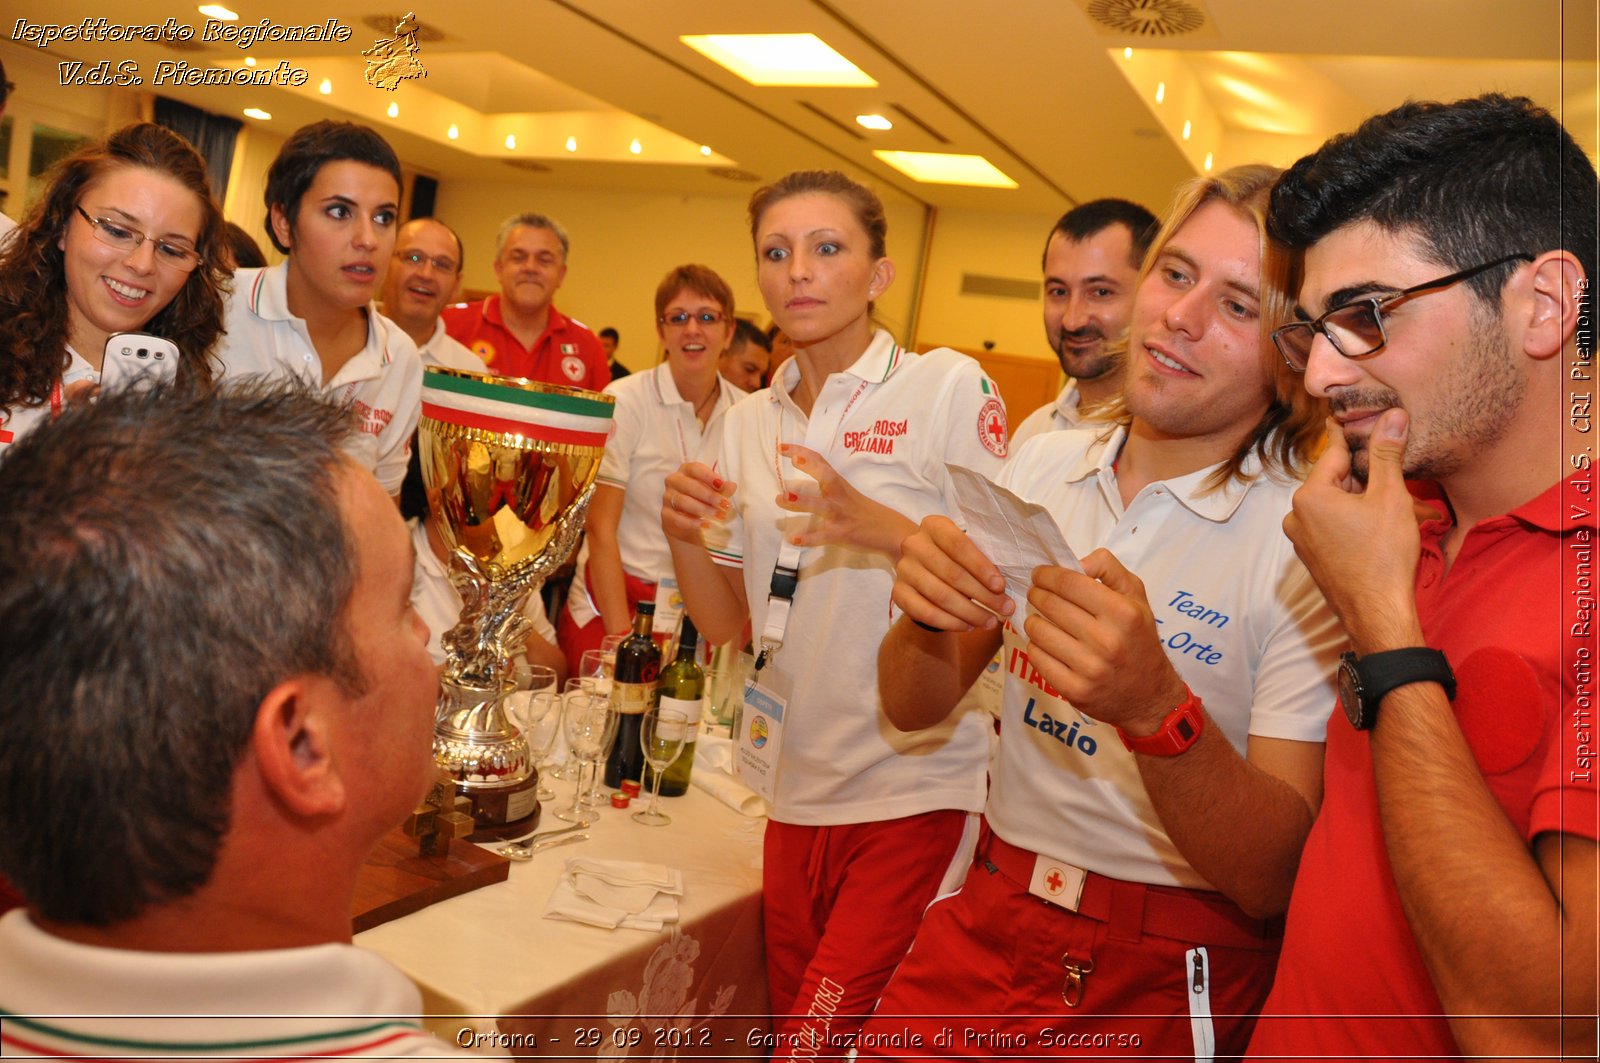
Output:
[1117, 687, 1205, 757]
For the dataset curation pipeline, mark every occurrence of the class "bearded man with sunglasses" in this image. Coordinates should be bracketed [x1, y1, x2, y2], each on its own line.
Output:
[1249, 94, 1598, 1061]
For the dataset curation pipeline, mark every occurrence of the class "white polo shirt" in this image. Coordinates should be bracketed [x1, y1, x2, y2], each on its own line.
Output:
[409, 519, 555, 666]
[0, 347, 97, 459]
[1009, 380, 1087, 449]
[707, 329, 1010, 825]
[987, 424, 1343, 887]
[565, 364, 744, 629]
[417, 319, 486, 374]
[216, 264, 423, 496]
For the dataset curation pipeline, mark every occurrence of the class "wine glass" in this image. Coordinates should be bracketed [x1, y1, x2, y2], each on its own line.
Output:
[564, 678, 618, 809]
[554, 691, 611, 824]
[633, 707, 689, 826]
[508, 690, 562, 801]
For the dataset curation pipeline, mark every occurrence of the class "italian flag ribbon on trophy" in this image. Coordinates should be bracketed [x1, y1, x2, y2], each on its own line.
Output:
[421, 370, 614, 446]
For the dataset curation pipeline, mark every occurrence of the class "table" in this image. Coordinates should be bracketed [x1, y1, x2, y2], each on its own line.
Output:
[357, 779, 773, 1059]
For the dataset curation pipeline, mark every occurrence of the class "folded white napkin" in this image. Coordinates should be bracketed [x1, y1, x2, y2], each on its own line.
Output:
[690, 735, 768, 818]
[543, 858, 683, 931]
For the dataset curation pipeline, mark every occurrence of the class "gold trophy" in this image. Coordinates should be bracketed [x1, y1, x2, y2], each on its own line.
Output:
[418, 367, 614, 836]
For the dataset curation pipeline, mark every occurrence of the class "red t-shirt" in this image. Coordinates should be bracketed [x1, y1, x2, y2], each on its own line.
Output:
[440, 296, 609, 391]
[1249, 473, 1598, 1059]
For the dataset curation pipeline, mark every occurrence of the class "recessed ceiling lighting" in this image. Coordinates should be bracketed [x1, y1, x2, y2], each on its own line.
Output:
[629, 139, 642, 155]
[243, 108, 271, 121]
[565, 136, 577, 152]
[680, 33, 877, 87]
[319, 78, 332, 95]
[1123, 47, 1133, 59]
[855, 114, 893, 131]
[505, 134, 517, 150]
[387, 102, 399, 119]
[1155, 81, 1165, 104]
[1182, 120, 1192, 140]
[447, 124, 459, 140]
[198, 4, 238, 20]
[699, 145, 712, 156]
[1204, 152, 1214, 171]
[243, 57, 255, 67]
[873, 150, 1017, 189]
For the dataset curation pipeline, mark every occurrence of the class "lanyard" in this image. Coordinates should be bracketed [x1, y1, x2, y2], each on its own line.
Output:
[754, 372, 875, 671]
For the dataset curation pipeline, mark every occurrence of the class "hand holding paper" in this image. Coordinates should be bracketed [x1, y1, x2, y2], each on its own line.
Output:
[945, 464, 1082, 619]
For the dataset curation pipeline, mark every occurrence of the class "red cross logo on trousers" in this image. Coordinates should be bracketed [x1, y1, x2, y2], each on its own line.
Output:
[1045, 868, 1065, 894]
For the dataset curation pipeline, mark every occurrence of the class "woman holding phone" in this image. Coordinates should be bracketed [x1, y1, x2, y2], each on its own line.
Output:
[0, 123, 226, 459]
[661, 170, 1008, 1054]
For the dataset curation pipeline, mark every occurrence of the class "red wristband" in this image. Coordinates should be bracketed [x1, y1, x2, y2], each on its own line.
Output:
[1117, 687, 1205, 757]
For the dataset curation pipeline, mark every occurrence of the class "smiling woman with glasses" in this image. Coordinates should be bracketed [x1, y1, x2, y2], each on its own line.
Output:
[0, 122, 227, 459]
[558, 263, 745, 676]
[1272, 252, 1532, 370]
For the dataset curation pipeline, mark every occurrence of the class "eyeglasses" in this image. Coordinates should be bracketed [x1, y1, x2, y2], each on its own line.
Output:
[75, 206, 203, 273]
[395, 249, 459, 274]
[1271, 252, 1532, 371]
[659, 310, 726, 329]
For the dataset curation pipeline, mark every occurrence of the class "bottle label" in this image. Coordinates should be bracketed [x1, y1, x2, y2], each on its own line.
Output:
[614, 681, 654, 715]
[659, 695, 705, 735]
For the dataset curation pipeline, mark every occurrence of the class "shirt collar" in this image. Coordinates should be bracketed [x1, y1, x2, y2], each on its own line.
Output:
[1060, 423, 1265, 523]
[1413, 472, 1595, 537]
[245, 262, 390, 368]
[769, 328, 902, 412]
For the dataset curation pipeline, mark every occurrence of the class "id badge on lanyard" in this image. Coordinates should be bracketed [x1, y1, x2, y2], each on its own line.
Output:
[734, 665, 791, 802]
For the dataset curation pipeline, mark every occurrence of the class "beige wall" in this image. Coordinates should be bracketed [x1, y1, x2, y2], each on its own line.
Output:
[915, 207, 1058, 363]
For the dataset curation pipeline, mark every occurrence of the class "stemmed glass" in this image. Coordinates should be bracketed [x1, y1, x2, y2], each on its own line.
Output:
[633, 707, 689, 826]
[554, 691, 614, 824]
[507, 690, 562, 801]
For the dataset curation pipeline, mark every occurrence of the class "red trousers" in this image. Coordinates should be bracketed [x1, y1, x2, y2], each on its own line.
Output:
[762, 811, 971, 1062]
[856, 829, 1282, 1061]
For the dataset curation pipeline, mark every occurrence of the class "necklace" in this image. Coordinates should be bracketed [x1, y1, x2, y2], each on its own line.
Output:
[692, 383, 719, 421]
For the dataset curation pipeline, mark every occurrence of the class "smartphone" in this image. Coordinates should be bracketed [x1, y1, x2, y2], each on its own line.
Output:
[101, 332, 180, 393]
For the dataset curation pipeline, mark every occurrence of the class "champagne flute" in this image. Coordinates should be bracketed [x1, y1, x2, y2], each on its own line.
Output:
[633, 707, 689, 826]
[553, 691, 610, 824]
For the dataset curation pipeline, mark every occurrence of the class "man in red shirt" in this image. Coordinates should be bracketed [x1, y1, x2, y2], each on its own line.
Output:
[441, 212, 608, 391]
[1250, 94, 1598, 1061]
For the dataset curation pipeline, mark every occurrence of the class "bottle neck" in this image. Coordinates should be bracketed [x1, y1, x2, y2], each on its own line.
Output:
[675, 637, 700, 663]
[632, 611, 654, 638]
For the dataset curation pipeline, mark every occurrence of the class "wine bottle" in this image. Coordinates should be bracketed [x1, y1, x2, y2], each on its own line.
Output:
[646, 615, 703, 797]
[603, 602, 660, 789]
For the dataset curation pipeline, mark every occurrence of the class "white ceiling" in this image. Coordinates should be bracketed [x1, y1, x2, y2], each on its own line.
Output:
[13, 0, 1598, 216]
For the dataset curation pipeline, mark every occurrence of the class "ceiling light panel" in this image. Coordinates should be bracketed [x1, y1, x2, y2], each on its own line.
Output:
[680, 34, 877, 87]
[872, 151, 1018, 188]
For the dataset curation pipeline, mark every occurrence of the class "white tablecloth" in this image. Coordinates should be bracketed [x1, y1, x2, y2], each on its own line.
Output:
[357, 782, 772, 1059]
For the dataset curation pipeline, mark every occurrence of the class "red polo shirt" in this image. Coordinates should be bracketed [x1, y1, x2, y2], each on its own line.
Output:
[1249, 472, 1598, 1060]
[440, 296, 609, 391]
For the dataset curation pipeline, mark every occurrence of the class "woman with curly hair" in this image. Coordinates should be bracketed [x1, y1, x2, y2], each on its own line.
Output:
[0, 122, 227, 457]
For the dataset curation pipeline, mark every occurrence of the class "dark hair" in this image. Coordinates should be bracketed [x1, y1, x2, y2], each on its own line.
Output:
[0, 382, 363, 925]
[1097, 164, 1326, 490]
[731, 317, 771, 354]
[263, 120, 402, 254]
[223, 221, 267, 271]
[599, 327, 620, 343]
[1270, 94, 1597, 320]
[1042, 198, 1159, 271]
[655, 263, 735, 320]
[0, 122, 227, 411]
[748, 170, 888, 259]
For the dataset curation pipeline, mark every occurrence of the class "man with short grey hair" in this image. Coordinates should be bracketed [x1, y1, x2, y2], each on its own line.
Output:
[0, 383, 475, 1057]
[442, 210, 608, 389]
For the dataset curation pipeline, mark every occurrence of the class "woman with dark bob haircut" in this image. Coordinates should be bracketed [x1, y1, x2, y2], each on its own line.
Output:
[0, 122, 227, 455]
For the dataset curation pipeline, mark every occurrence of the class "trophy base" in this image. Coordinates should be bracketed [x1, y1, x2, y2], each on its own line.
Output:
[459, 772, 542, 842]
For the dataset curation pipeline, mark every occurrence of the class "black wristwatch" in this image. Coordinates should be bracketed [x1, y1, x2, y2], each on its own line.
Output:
[1338, 649, 1457, 731]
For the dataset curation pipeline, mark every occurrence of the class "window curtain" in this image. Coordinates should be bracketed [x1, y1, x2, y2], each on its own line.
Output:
[153, 97, 240, 203]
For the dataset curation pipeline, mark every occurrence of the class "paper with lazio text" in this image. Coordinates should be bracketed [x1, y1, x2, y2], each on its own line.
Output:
[946, 464, 1084, 620]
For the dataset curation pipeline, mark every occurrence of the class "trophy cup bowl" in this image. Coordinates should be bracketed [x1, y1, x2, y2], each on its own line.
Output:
[418, 367, 614, 837]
